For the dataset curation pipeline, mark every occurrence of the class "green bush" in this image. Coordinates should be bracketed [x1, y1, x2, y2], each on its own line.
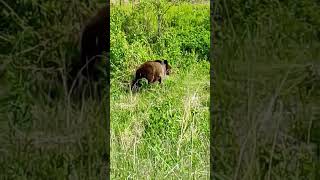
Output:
[110, 1, 210, 77]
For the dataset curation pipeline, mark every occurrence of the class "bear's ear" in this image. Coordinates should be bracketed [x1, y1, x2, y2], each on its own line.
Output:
[165, 64, 171, 75]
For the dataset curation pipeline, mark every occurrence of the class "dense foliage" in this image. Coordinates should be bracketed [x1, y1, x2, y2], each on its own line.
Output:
[110, 1, 210, 178]
[1, 1, 108, 179]
[110, 1, 210, 76]
[213, 0, 320, 179]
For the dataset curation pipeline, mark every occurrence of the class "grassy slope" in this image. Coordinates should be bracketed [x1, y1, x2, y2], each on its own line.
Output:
[110, 2, 210, 179]
[111, 61, 209, 178]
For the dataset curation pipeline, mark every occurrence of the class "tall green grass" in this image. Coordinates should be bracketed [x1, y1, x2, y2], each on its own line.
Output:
[0, 1, 108, 179]
[213, 0, 320, 179]
[110, 1, 210, 178]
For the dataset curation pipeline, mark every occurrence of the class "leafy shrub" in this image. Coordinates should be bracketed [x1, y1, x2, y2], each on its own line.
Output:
[110, 1, 210, 78]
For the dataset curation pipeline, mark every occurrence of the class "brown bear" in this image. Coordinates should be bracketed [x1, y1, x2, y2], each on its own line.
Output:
[131, 59, 171, 91]
[68, 6, 109, 99]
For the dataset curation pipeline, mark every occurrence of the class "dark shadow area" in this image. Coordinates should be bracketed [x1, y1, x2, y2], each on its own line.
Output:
[211, 0, 320, 179]
[0, 0, 110, 179]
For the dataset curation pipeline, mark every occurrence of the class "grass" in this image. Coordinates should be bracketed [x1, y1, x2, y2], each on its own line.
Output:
[1, 0, 319, 179]
[0, 0, 211, 179]
[111, 61, 210, 178]
[110, 1, 210, 178]
[212, 0, 320, 179]
[0, 1, 108, 179]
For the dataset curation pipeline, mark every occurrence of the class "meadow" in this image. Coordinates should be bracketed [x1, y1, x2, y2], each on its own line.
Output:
[0, 0, 108, 179]
[213, 0, 320, 179]
[1, 0, 319, 179]
[110, 1, 210, 178]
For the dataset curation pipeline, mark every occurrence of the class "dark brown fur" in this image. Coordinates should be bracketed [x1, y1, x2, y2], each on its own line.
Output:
[68, 6, 109, 98]
[80, 6, 107, 81]
[131, 60, 171, 91]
